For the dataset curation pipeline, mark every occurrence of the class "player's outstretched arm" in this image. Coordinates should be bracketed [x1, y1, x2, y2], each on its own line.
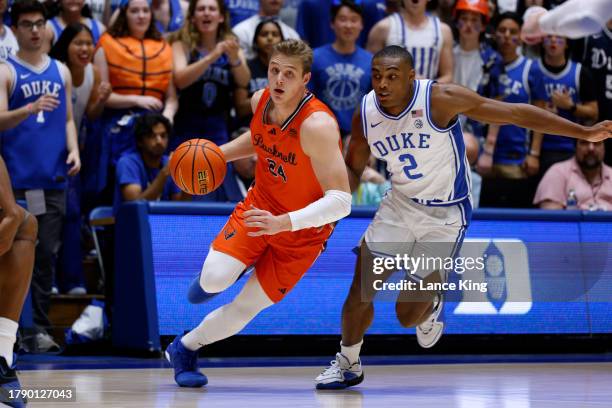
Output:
[243, 112, 352, 236]
[433, 83, 612, 143]
[0, 156, 24, 256]
[346, 108, 373, 193]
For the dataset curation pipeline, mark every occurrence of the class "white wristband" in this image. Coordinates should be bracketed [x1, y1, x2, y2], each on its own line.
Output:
[288, 190, 352, 231]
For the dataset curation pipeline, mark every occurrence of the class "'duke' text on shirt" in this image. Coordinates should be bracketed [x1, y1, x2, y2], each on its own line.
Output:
[373, 133, 431, 157]
[20, 80, 62, 99]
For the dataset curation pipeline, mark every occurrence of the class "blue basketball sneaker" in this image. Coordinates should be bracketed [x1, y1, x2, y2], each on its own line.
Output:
[0, 354, 26, 407]
[165, 336, 208, 387]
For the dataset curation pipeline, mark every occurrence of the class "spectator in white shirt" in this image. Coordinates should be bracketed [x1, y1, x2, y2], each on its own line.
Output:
[232, 0, 300, 60]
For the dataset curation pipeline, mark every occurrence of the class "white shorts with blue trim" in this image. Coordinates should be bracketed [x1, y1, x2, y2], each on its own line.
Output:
[363, 189, 470, 280]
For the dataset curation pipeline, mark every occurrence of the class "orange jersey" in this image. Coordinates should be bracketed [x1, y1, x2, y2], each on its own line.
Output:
[248, 88, 341, 214]
[97, 33, 173, 100]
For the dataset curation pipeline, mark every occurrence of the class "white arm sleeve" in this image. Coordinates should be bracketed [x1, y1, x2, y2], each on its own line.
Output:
[538, 0, 612, 39]
[288, 190, 352, 232]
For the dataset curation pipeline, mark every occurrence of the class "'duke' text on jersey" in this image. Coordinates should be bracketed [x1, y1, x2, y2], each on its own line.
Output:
[372, 132, 431, 157]
[20, 80, 62, 99]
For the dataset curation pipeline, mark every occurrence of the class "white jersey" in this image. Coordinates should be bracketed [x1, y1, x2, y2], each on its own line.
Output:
[386, 13, 443, 79]
[0, 27, 18, 60]
[361, 79, 471, 206]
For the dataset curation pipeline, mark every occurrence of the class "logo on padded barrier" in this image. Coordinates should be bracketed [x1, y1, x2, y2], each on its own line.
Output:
[453, 238, 532, 315]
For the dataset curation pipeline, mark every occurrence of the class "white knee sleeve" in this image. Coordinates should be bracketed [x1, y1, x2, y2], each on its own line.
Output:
[199, 248, 247, 293]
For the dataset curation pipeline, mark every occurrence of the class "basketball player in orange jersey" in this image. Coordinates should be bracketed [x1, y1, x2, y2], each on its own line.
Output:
[165, 39, 352, 388]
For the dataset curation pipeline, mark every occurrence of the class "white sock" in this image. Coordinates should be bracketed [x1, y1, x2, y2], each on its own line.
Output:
[0, 317, 18, 367]
[341, 339, 363, 365]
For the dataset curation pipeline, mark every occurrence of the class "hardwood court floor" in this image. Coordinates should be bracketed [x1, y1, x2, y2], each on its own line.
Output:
[14, 362, 612, 407]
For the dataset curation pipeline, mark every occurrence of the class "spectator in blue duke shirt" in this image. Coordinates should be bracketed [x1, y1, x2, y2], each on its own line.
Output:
[477, 12, 547, 179]
[113, 113, 182, 214]
[309, 0, 372, 139]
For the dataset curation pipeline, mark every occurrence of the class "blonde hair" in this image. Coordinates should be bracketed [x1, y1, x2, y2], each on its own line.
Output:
[271, 40, 313, 74]
[169, 0, 233, 51]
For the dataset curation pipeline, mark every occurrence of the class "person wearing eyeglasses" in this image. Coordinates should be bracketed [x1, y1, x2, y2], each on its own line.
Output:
[0, 0, 80, 354]
[532, 34, 599, 176]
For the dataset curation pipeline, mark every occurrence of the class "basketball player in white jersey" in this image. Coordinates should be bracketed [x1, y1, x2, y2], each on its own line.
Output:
[315, 45, 612, 389]
[366, 0, 453, 82]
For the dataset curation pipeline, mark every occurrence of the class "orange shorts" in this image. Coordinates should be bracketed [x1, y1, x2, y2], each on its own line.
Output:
[211, 197, 333, 303]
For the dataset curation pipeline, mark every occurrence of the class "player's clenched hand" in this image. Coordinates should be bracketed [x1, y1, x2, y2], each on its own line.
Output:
[243, 205, 291, 236]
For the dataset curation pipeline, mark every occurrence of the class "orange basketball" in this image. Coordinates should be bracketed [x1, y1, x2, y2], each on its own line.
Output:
[169, 139, 226, 195]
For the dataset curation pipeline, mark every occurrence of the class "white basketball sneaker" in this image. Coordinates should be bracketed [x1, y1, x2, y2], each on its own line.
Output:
[315, 353, 364, 390]
[416, 292, 444, 348]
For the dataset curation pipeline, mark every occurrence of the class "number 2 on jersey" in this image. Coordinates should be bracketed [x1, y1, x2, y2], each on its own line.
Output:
[399, 153, 423, 180]
[266, 158, 287, 182]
